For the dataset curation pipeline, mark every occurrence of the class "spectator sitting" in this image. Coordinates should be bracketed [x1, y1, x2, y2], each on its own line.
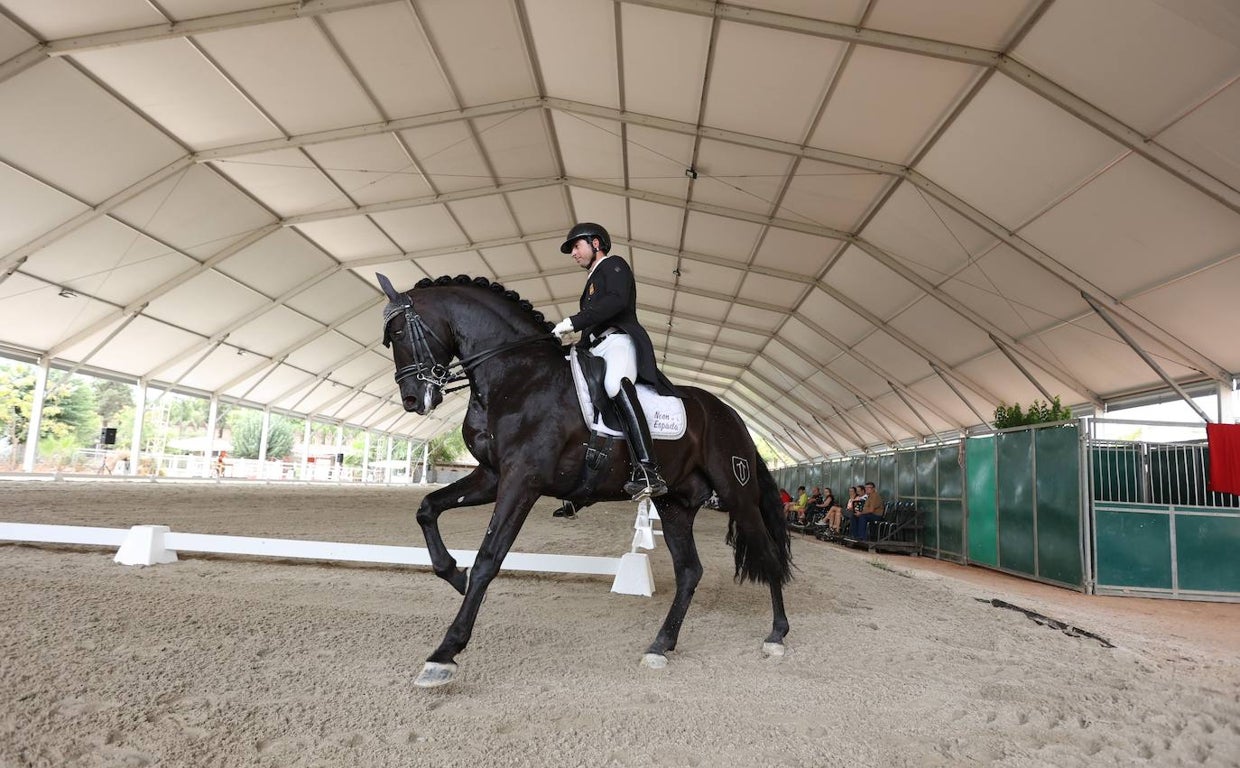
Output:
[804, 486, 826, 525]
[817, 487, 844, 533]
[840, 486, 862, 536]
[784, 485, 809, 524]
[779, 488, 792, 506]
[850, 481, 884, 540]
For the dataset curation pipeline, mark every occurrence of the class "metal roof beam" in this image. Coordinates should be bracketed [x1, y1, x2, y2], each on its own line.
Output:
[195, 98, 541, 161]
[618, 0, 998, 66]
[848, 234, 1103, 407]
[741, 367, 871, 451]
[730, 391, 811, 461]
[0, 157, 194, 284]
[905, 171, 1232, 383]
[282, 178, 562, 226]
[47, 224, 280, 358]
[1081, 292, 1213, 423]
[42, 0, 402, 57]
[999, 58, 1240, 215]
[213, 295, 382, 395]
[0, 44, 46, 86]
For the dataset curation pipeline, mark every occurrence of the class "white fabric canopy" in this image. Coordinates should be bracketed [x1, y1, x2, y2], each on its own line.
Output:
[0, 0, 1237, 460]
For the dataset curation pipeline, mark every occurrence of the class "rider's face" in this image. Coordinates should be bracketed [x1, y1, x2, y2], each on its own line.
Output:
[569, 238, 598, 269]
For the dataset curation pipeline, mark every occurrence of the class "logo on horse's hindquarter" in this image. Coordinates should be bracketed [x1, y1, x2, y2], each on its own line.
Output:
[731, 456, 750, 485]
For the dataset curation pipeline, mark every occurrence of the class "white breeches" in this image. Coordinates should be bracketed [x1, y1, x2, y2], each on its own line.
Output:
[593, 333, 637, 398]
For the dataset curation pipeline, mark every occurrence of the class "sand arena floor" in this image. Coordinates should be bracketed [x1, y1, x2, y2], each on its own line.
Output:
[1, 480, 1238, 767]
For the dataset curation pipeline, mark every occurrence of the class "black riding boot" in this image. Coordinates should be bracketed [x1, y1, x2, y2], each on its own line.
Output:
[613, 379, 668, 498]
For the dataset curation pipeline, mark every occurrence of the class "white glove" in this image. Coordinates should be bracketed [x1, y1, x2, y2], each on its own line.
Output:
[552, 318, 575, 339]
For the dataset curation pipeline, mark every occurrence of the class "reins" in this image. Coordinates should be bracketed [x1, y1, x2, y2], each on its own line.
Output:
[439, 333, 557, 394]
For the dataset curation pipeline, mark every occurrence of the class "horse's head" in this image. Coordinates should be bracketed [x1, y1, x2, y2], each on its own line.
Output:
[378, 273, 450, 415]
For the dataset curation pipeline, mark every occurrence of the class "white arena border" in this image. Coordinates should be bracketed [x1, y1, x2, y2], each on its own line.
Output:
[0, 500, 662, 596]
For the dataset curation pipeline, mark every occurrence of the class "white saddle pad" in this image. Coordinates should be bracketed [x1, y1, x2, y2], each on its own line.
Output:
[568, 348, 686, 440]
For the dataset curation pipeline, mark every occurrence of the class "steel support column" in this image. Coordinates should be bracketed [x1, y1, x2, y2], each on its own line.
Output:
[21, 358, 49, 472]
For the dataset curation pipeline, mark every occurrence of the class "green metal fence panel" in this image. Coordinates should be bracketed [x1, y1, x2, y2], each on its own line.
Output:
[997, 430, 1036, 575]
[1034, 426, 1082, 587]
[879, 453, 896, 498]
[915, 449, 936, 499]
[938, 446, 961, 498]
[923, 499, 939, 552]
[938, 498, 964, 558]
[1176, 509, 1240, 593]
[936, 446, 963, 558]
[966, 437, 998, 567]
[897, 451, 915, 498]
[863, 456, 879, 486]
[850, 457, 865, 489]
[1095, 504, 1173, 589]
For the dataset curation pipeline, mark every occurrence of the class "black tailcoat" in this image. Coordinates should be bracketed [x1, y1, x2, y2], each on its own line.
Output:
[568, 255, 678, 396]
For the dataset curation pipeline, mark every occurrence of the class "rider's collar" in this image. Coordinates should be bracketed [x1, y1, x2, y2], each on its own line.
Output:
[586, 252, 611, 278]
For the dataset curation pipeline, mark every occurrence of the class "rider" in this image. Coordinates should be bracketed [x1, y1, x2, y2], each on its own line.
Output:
[551, 222, 678, 499]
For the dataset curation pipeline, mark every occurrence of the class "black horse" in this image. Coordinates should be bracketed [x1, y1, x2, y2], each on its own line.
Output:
[378, 274, 791, 687]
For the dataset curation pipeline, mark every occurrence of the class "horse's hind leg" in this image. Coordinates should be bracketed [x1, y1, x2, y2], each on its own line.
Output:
[416, 466, 498, 594]
[643, 500, 702, 668]
[764, 581, 790, 655]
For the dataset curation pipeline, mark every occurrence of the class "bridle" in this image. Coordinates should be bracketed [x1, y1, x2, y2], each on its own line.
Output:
[383, 297, 555, 395]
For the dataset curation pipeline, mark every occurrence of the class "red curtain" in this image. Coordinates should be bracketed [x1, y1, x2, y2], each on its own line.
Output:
[1206, 423, 1240, 496]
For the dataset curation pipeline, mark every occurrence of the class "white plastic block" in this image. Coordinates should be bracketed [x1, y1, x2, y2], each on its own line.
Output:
[632, 525, 656, 551]
[114, 525, 178, 566]
[611, 552, 655, 596]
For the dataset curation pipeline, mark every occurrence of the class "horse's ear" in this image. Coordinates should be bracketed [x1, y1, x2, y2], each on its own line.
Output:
[376, 273, 402, 302]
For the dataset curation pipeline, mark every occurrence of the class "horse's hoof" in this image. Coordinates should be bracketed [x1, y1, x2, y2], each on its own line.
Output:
[762, 642, 785, 657]
[449, 568, 468, 595]
[413, 661, 458, 688]
[640, 653, 668, 669]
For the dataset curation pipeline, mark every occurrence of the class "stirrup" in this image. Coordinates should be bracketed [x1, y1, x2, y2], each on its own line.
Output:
[624, 468, 668, 499]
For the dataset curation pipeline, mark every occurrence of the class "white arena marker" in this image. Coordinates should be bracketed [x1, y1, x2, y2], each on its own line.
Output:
[2, 520, 656, 595]
[611, 552, 655, 597]
[114, 525, 179, 566]
[612, 497, 659, 596]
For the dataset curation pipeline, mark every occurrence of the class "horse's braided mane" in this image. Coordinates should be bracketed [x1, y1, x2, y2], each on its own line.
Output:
[414, 274, 554, 333]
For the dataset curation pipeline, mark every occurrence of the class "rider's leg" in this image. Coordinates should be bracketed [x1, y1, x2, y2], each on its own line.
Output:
[598, 334, 667, 498]
[613, 378, 668, 498]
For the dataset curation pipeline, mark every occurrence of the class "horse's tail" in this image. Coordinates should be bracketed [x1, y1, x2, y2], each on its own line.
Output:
[726, 455, 792, 587]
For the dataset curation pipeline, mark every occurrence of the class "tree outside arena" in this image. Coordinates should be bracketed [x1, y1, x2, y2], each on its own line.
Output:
[227, 409, 295, 460]
[0, 362, 137, 469]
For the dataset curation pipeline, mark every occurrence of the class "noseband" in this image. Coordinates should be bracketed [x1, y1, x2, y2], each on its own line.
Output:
[384, 299, 554, 395]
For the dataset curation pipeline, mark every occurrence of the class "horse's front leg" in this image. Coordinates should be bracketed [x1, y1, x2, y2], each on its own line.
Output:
[414, 479, 539, 688]
[416, 466, 498, 595]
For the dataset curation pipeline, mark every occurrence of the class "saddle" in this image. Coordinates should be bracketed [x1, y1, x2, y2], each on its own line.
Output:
[568, 348, 686, 440]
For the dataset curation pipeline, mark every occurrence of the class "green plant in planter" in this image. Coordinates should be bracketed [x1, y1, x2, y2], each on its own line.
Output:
[994, 396, 1071, 428]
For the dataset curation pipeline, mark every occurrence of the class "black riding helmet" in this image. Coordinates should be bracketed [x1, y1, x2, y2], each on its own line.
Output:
[559, 222, 611, 254]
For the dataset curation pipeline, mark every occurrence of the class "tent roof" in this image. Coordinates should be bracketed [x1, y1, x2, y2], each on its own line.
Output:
[1, 0, 1237, 461]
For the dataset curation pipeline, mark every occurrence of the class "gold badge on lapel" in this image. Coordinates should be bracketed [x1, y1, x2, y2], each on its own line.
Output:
[588, 283, 595, 296]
